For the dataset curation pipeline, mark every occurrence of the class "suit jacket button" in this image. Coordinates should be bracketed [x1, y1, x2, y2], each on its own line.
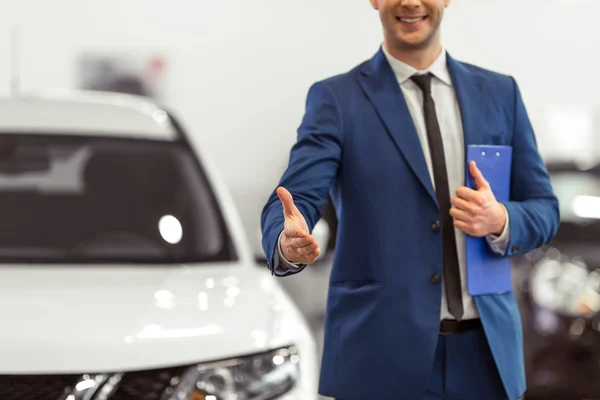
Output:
[431, 221, 440, 231]
[430, 273, 441, 284]
[512, 245, 521, 253]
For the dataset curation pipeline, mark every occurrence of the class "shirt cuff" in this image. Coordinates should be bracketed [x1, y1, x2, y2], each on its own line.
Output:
[273, 231, 306, 275]
[485, 204, 510, 256]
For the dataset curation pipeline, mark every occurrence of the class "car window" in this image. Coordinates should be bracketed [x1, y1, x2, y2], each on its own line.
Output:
[549, 171, 600, 242]
[551, 172, 600, 221]
[0, 133, 236, 264]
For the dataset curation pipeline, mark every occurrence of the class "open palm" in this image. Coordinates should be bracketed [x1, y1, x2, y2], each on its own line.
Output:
[277, 187, 320, 264]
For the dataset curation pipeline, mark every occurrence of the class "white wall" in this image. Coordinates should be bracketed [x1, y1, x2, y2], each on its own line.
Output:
[444, 0, 600, 164]
[0, 0, 599, 244]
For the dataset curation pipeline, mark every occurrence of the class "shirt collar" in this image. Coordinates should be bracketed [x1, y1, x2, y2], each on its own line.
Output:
[381, 44, 452, 86]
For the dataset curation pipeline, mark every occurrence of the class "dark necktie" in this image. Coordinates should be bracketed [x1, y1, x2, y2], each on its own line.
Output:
[411, 73, 464, 321]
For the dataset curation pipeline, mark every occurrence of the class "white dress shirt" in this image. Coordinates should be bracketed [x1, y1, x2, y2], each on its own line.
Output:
[276, 45, 510, 321]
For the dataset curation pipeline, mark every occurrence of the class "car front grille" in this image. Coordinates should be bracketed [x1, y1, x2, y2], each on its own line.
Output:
[108, 366, 184, 400]
[0, 366, 185, 400]
[0, 375, 78, 400]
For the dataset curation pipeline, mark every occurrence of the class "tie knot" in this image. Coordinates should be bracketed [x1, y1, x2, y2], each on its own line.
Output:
[411, 73, 432, 94]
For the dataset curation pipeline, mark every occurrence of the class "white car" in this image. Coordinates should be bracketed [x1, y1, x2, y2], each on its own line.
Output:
[0, 91, 319, 400]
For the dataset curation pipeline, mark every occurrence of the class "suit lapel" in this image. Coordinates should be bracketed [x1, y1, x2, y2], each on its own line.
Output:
[446, 53, 488, 153]
[358, 48, 438, 208]
[357, 49, 491, 208]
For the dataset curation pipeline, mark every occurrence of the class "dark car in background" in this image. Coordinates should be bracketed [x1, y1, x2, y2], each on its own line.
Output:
[514, 162, 600, 400]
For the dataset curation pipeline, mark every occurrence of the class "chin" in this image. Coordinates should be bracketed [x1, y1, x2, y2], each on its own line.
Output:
[396, 37, 432, 50]
[395, 31, 436, 50]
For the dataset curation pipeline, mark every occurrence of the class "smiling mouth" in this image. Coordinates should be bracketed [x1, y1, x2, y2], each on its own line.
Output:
[397, 16, 427, 23]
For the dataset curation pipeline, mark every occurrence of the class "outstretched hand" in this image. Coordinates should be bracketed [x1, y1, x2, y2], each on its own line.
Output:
[277, 187, 321, 264]
[450, 161, 507, 237]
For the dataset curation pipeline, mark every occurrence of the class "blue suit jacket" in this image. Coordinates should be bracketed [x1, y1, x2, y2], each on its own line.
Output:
[261, 48, 559, 400]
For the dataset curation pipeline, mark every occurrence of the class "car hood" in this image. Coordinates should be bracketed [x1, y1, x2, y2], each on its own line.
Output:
[0, 262, 292, 374]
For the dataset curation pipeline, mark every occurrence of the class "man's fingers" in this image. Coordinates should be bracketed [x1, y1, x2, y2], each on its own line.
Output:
[453, 219, 474, 236]
[277, 186, 296, 217]
[450, 196, 473, 212]
[284, 233, 319, 250]
[469, 161, 490, 190]
[281, 232, 320, 263]
[455, 186, 478, 201]
[284, 223, 309, 238]
[283, 217, 310, 238]
[286, 235, 314, 248]
[297, 241, 319, 256]
[303, 247, 321, 263]
[453, 218, 485, 237]
[449, 207, 471, 222]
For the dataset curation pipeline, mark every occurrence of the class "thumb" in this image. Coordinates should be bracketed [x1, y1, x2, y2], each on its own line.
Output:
[469, 161, 489, 190]
[276, 186, 296, 217]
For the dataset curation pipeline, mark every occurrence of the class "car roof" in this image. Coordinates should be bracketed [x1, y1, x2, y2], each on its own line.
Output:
[547, 161, 600, 175]
[0, 90, 178, 140]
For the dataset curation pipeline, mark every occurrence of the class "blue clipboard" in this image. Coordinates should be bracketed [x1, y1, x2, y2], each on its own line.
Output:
[465, 145, 513, 296]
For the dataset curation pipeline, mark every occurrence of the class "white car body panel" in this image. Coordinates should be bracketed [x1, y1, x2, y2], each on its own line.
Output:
[0, 91, 176, 140]
[0, 91, 319, 399]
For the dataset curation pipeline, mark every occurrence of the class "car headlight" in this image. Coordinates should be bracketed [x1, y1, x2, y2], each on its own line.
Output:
[163, 345, 300, 400]
[580, 269, 600, 315]
[531, 251, 600, 317]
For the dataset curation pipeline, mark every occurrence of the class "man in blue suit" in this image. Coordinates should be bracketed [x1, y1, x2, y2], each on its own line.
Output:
[261, 0, 559, 399]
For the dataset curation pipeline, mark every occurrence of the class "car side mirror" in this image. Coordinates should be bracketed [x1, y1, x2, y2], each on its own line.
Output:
[254, 219, 331, 264]
[311, 219, 330, 261]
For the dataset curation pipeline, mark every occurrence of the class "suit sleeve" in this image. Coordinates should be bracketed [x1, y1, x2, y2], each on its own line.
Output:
[502, 77, 560, 257]
[272, 231, 306, 276]
[260, 81, 343, 275]
[486, 209, 510, 255]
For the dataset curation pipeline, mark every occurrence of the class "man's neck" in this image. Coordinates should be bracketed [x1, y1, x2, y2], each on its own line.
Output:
[383, 41, 443, 71]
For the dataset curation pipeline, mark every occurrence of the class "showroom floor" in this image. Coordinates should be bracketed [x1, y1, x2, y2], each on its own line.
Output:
[314, 325, 330, 400]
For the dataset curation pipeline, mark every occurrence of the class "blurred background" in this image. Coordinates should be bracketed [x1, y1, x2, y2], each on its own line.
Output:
[0, 1, 599, 399]
[2, 0, 598, 246]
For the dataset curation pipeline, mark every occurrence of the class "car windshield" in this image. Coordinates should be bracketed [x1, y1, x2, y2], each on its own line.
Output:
[550, 169, 600, 241]
[0, 133, 236, 264]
